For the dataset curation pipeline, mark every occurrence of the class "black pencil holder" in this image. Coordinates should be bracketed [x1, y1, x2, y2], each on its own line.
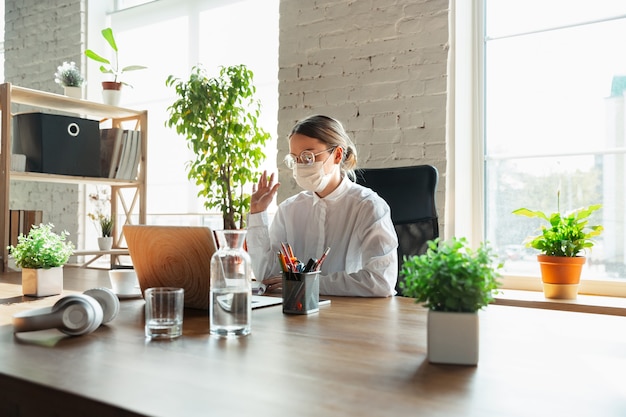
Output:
[282, 271, 320, 314]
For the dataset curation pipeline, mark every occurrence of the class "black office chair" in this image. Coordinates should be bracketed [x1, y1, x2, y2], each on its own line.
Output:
[355, 165, 439, 295]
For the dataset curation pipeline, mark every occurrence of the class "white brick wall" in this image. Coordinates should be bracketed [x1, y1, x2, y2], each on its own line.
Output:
[277, 0, 449, 227]
[3, 0, 449, 243]
[4, 0, 87, 246]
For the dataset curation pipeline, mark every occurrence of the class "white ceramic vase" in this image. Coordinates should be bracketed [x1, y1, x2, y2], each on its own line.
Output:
[98, 236, 113, 251]
[427, 310, 479, 365]
[22, 266, 63, 297]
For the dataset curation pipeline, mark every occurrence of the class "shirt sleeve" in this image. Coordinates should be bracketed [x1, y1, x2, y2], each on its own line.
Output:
[246, 210, 282, 281]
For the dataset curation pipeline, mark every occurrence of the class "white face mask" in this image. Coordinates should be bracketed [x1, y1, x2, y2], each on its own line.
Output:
[293, 153, 336, 193]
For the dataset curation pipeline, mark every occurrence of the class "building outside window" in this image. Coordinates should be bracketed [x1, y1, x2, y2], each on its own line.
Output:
[483, 1, 626, 291]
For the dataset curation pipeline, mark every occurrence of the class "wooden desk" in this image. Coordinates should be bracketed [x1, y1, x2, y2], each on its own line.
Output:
[0, 269, 625, 417]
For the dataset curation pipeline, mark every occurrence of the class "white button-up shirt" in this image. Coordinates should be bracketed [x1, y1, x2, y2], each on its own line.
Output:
[247, 176, 398, 297]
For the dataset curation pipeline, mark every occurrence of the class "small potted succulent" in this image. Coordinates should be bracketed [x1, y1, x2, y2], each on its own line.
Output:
[85, 27, 147, 106]
[513, 192, 603, 299]
[400, 237, 502, 365]
[7, 223, 75, 297]
[54, 61, 85, 99]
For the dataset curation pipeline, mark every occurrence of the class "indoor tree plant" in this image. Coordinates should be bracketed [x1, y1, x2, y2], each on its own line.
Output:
[84, 27, 146, 105]
[400, 237, 502, 365]
[7, 223, 75, 297]
[54, 61, 85, 98]
[513, 192, 603, 299]
[165, 64, 271, 229]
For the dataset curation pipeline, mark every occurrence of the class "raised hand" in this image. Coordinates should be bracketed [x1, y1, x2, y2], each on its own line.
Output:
[251, 171, 280, 214]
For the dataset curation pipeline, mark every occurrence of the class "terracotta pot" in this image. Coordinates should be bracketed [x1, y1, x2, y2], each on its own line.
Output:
[102, 81, 122, 106]
[102, 81, 122, 91]
[537, 255, 585, 299]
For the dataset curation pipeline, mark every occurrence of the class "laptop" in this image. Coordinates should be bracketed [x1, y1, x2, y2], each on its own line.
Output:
[123, 225, 282, 310]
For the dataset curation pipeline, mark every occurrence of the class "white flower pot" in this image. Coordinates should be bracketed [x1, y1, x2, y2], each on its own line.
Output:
[102, 81, 122, 106]
[98, 236, 113, 251]
[63, 86, 82, 99]
[427, 310, 479, 365]
[22, 267, 64, 297]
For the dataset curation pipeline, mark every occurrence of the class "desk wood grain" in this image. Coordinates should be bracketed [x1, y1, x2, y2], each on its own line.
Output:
[0, 269, 625, 417]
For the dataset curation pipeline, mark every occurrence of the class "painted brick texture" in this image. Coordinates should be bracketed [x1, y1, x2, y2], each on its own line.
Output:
[4, 0, 86, 245]
[277, 0, 449, 225]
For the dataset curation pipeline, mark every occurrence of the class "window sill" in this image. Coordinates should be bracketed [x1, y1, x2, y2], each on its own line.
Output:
[494, 289, 626, 316]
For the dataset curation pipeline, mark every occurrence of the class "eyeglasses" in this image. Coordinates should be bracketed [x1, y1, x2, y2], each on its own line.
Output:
[283, 146, 337, 169]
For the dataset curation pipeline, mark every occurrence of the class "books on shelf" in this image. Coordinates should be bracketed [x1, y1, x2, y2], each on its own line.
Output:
[100, 128, 142, 180]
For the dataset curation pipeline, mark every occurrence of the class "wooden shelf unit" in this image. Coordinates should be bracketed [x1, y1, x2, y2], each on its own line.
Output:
[0, 83, 148, 271]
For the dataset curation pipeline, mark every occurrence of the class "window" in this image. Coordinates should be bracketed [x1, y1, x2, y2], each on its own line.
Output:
[483, 1, 626, 291]
[105, 0, 279, 229]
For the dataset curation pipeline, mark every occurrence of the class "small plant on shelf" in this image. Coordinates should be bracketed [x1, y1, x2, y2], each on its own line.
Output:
[54, 61, 85, 88]
[7, 223, 75, 269]
[88, 186, 113, 237]
[512, 192, 603, 257]
[85, 27, 146, 86]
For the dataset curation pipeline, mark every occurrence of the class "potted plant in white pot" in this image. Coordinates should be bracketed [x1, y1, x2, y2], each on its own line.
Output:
[165, 64, 271, 229]
[7, 223, 75, 297]
[400, 237, 502, 366]
[93, 215, 114, 250]
[54, 61, 85, 99]
[512, 192, 603, 299]
[88, 186, 114, 250]
[84, 27, 146, 106]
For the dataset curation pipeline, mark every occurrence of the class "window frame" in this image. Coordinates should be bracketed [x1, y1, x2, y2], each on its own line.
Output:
[450, 0, 626, 297]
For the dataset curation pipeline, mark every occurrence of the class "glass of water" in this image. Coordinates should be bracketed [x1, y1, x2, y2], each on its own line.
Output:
[144, 287, 184, 339]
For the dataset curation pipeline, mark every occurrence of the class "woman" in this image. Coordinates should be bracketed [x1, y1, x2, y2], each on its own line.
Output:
[246, 115, 398, 297]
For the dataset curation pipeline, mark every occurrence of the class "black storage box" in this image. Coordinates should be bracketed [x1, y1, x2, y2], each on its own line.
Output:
[12, 112, 101, 177]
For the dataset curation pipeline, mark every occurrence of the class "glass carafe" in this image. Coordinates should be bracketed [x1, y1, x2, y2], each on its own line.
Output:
[209, 230, 252, 336]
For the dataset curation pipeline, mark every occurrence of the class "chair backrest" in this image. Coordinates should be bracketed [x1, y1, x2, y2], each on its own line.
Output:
[355, 165, 439, 295]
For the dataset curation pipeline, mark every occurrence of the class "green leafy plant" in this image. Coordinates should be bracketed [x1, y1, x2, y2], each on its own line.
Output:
[512, 192, 603, 257]
[98, 216, 114, 238]
[400, 237, 502, 312]
[84, 27, 146, 85]
[54, 61, 85, 87]
[165, 64, 271, 229]
[7, 223, 75, 269]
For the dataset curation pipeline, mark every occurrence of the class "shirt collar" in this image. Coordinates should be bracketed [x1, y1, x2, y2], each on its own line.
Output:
[312, 174, 351, 205]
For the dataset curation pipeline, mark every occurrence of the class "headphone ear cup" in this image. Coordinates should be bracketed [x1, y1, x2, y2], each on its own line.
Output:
[84, 288, 120, 324]
[55, 294, 103, 336]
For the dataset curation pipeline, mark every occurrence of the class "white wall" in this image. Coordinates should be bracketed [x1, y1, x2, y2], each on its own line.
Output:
[3, 0, 451, 243]
[4, 0, 88, 247]
[277, 0, 449, 229]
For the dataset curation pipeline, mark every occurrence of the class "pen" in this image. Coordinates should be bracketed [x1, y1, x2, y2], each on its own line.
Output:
[314, 247, 330, 271]
[303, 258, 317, 273]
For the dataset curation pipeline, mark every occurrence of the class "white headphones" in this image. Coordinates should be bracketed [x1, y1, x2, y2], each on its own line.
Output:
[12, 288, 120, 336]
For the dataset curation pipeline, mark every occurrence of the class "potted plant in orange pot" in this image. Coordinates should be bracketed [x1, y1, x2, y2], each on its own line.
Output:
[85, 27, 146, 106]
[7, 223, 75, 297]
[513, 193, 603, 299]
